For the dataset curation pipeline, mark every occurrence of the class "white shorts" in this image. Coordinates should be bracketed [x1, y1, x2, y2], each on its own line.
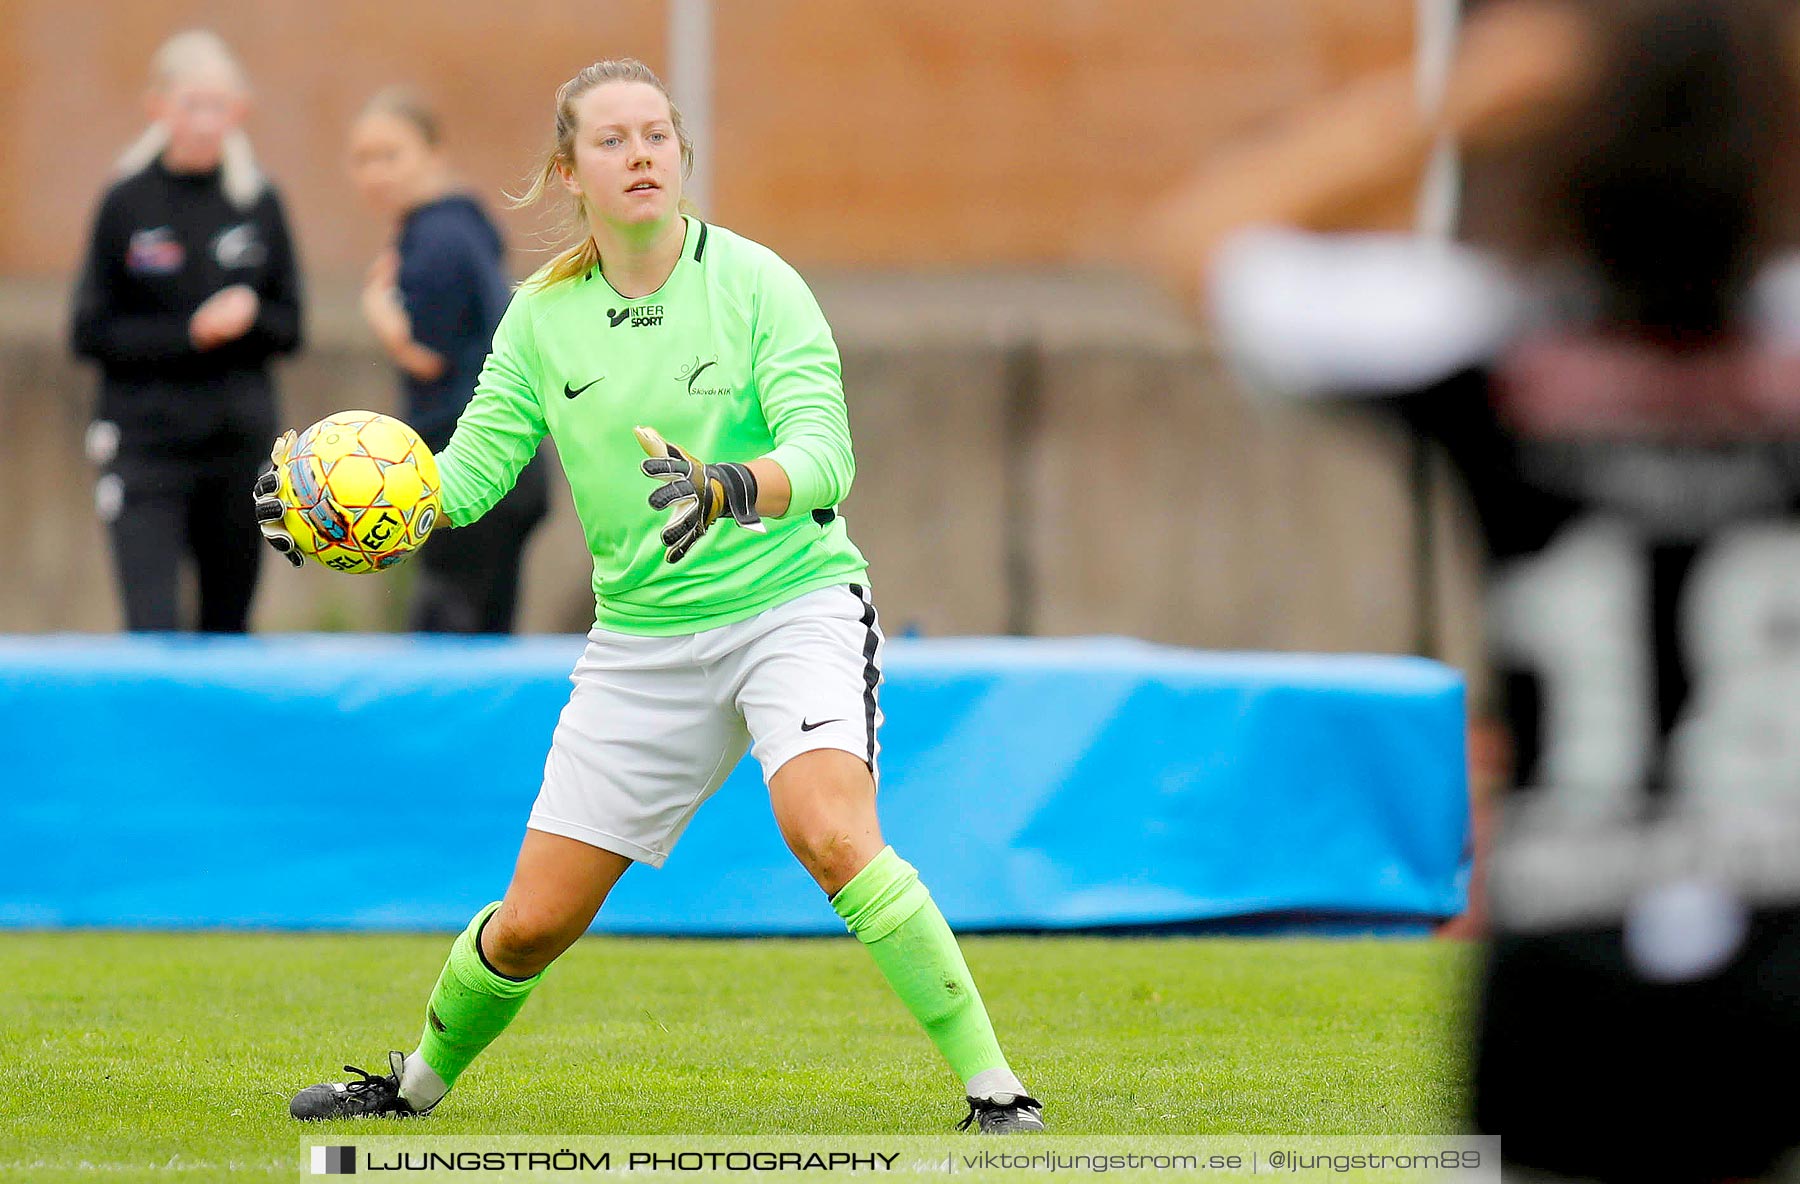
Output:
[527, 583, 886, 867]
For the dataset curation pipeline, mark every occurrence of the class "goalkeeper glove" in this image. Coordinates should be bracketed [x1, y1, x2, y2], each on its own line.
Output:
[635, 425, 766, 563]
[251, 430, 303, 568]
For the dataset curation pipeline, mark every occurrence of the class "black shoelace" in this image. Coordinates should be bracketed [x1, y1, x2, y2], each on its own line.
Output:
[341, 1064, 395, 1095]
[957, 1094, 1042, 1131]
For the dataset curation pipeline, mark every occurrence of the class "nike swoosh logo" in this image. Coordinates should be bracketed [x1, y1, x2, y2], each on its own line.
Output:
[800, 718, 845, 732]
[563, 376, 605, 399]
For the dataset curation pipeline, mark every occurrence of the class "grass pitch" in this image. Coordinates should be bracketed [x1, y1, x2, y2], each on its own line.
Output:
[1, 933, 1473, 1180]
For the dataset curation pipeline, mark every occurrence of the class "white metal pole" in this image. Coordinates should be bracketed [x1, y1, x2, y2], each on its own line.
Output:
[669, 0, 714, 213]
[1410, 0, 1465, 659]
[1416, 0, 1464, 240]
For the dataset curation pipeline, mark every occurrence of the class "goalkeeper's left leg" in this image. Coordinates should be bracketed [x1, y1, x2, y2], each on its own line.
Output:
[769, 749, 1044, 1132]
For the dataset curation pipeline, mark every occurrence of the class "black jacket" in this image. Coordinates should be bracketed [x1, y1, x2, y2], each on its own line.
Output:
[71, 158, 303, 452]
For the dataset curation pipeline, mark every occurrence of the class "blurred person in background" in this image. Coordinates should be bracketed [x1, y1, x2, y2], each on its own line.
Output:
[71, 29, 302, 633]
[346, 87, 549, 633]
[1149, 0, 1800, 1178]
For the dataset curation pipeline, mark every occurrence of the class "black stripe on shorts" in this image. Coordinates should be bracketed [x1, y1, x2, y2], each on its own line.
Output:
[848, 583, 880, 766]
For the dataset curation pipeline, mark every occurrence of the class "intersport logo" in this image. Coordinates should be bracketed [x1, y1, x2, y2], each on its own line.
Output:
[607, 304, 664, 328]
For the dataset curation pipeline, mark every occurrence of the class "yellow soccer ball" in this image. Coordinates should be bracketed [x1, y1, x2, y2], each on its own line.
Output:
[277, 410, 441, 574]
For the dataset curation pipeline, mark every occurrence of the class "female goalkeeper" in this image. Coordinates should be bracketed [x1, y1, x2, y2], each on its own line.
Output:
[263, 58, 1042, 1134]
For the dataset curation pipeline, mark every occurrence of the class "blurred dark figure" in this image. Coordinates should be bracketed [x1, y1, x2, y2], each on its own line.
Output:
[346, 88, 548, 634]
[71, 30, 303, 632]
[1152, 1, 1800, 1179]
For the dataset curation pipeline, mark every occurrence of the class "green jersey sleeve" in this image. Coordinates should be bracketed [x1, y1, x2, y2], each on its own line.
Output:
[752, 256, 855, 514]
[433, 292, 549, 527]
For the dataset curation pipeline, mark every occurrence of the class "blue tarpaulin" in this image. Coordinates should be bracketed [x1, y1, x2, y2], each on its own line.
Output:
[0, 634, 1467, 932]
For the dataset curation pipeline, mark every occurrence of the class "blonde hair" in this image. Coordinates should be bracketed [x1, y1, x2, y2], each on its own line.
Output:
[358, 85, 442, 148]
[513, 58, 695, 290]
[115, 30, 264, 210]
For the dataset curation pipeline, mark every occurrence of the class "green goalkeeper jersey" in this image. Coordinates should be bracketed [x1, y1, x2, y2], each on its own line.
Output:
[434, 216, 868, 635]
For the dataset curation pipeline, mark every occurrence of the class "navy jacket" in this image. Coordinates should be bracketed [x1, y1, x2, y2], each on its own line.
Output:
[395, 194, 510, 452]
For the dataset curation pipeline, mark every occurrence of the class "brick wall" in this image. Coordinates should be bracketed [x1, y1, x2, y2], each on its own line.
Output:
[0, 0, 1411, 277]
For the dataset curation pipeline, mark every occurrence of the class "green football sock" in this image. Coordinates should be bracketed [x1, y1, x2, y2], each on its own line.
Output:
[832, 846, 1013, 1088]
[411, 902, 543, 1097]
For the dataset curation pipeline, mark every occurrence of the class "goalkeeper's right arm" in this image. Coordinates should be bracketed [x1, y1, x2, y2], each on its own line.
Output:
[252, 294, 550, 565]
[431, 295, 550, 530]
